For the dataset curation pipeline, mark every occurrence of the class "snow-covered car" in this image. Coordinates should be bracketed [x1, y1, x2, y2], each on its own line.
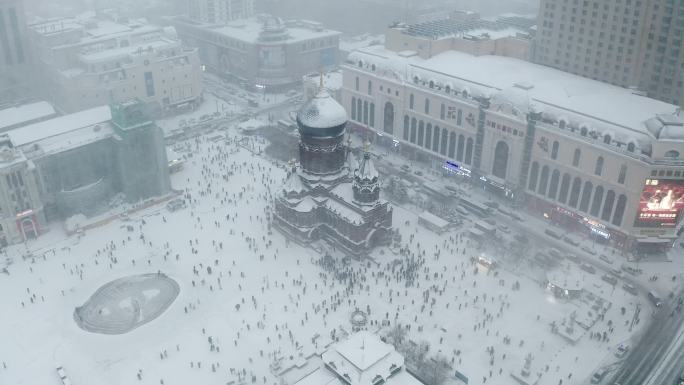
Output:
[497, 224, 510, 233]
[563, 235, 580, 246]
[590, 367, 609, 383]
[615, 344, 629, 358]
[580, 263, 596, 274]
[581, 245, 598, 255]
[599, 254, 614, 264]
[601, 274, 618, 285]
[622, 283, 638, 295]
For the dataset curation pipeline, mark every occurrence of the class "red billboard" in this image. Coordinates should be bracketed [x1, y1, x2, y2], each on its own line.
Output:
[634, 179, 684, 228]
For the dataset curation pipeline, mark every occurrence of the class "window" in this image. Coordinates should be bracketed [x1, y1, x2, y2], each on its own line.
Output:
[383, 102, 394, 134]
[594, 156, 604, 176]
[410, 118, 417, 143]
[440, 104, 445, 120]
[465, 138, 473, 165]
[432, 126, 440, 152]
[409, 94, 415, 110]
[369, 103, 375, 127]
[538, 166, 550, 196]
[403, 116, 409, 140]
[528, 162, 540, 191]
[558, 173, 571, 203]
[664, 150, 680, 158]
[457, 135, 465, 162]
[548, 169, 560, 199]
[603, 134, 611, 144]
[612, 194, 627, 226]
[551, 141, 559, 160]
[590, 186, 604, 217]
[144, 71, 155, 97]
[355, 77, 359, 91]
[363, 101, 369, 124]
[569, 177, 582, 208]
[559, 120, 566, 129]
[579, 181, 593, 213]
[440, 129, 447, 155]
[492, 141, 509, 179]
[368, 80, 372, 95]
[627, 142, 635, 152]
[417, 121, 424, 146]
[573, 148, 581, 166]
[456, 110, 463, 125]
[425, 124, 432, 149]
[356, 99, 362, 122]
[424, 98, 430, 114]
[601, 190, 616, 221]
[448, 132, 456, 158]
[618, 165, 627, 184]
[351, 97, 356, 120]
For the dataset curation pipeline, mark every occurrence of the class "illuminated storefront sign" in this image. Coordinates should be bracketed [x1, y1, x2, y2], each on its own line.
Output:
[634, 179, 684, 228]
[443, 160, 471, 176]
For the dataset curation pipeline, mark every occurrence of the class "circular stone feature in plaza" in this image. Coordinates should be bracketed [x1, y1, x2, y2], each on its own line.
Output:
[74, 273, 180, 335]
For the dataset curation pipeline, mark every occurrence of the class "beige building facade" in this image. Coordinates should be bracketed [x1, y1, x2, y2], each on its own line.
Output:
[342, 44, 684, 253]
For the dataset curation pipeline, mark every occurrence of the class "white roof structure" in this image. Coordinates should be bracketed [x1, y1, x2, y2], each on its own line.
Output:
[298, 89, 348, 129]
[0, 102, 57, 132]
[321, 331, 408, 385]
[6, 105, 112, 147]
[419, 211, 450, 229]
[348, 45, 679, 143]
[356, 153, 378, 181]
[196, 16, 339, 44]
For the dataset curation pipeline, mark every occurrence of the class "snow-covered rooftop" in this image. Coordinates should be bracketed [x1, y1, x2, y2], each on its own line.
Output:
[0, 102, 57, 132]
[334, 331, 392, 370]
[6, 105, 112, 147]
[347, 45, 679, 139]
[188, 16, 339, 44]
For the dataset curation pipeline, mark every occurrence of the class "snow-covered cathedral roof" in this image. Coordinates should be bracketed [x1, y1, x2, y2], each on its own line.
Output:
[297, 89, 347, 129]
[356, 152, 378, 181]
[282, 169, 307, 195]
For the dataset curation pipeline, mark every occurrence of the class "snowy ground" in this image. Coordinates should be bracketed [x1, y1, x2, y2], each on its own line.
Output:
[0, 124, 667, 385]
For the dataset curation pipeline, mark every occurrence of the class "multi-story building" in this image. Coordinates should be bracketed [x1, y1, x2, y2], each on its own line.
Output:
[29, 15, 203, 115]
[635, 0, 684, 108]
[0, 0, 34, 106]
[534, 0, 684, 107]
[386, 15, 536, 61]
[186, 0, 254, 24]
[171, 15, 340, 91]
[342, 44, 684, 254]
[0, 100, 170, 245]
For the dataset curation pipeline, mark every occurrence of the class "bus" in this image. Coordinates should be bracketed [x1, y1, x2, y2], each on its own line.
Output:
[459, 198, 493, 218]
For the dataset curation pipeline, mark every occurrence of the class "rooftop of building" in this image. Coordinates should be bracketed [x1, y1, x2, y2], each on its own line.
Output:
[394, 14, 535, 41]
[333, 330, 393, 370]
[6, 105, 112, 147]
[30, 13, 165, 49]
[172, 14, 340, 44]
[0, 101, 57, 132]
[347, 45, 681, 145]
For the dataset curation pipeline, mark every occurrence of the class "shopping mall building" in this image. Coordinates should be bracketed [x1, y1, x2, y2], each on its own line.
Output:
[341, 44, 684, 254]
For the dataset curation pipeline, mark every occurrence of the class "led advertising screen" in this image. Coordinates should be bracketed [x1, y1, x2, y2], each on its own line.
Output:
[634, 179, 684, 228]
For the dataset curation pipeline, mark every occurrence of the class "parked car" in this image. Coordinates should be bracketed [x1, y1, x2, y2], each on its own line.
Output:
[599, 254, 615, 264]
[563, 235, 580, 246]
[581, 263, 596, 274]
[602, 274, 618, 285]
[565, 253, 580, 263]
[544, 229, 562, 239]
[615, 344, 629, 358]
[622, 283, 638, 295]
[498, 224, 510, 233]
[581, 245, 598, 255]
[591, 367, 609, 384]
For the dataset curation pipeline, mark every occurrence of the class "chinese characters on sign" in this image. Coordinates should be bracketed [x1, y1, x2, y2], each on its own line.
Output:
[634, 179, 684, 228]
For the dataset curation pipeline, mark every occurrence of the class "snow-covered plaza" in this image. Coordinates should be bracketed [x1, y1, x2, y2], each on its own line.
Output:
[0, 125, 654, 385]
